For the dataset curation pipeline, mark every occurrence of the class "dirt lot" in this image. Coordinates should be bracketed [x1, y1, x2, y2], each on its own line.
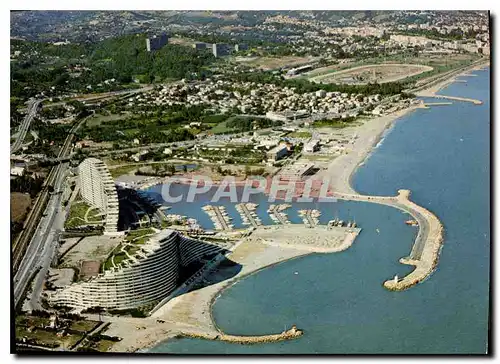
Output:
[59, 235, 122, 270]
[310, 63, 433, 85]
[11, 192, 31, 223]
[80, 260, 101, 279]
[168, 36, 197, 47]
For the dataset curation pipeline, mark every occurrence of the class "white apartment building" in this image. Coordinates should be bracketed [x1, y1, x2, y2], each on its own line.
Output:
[78, 158, 119, 235]
[48, 230, 225, 311]
[303, 139, 320, 153]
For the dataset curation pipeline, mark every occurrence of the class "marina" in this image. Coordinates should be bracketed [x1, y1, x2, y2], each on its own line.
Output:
[148, 66, 489, 355]
[235, 203, 262, 228]
[267, 204, 292, 225]
[202, 205, 233, 231]
[298, 209, 321, 227]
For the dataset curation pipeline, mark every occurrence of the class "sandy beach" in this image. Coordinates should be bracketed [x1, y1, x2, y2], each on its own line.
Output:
[318, 104, 421, 195]
[104, 225, 359, 352]
[106, 242, 307, 351]
[325, 58, 490, 195]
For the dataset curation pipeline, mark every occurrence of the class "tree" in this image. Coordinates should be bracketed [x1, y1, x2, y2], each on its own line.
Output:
[244, 164, 251, 177]
[167, 164, 176, 175]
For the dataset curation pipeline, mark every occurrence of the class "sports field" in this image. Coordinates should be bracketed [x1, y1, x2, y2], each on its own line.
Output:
[309, 63, 433, 85]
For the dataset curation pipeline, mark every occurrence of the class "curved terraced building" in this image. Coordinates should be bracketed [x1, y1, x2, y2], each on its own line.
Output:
[78, 158, 119, 235]
[48, 230, 226, 311]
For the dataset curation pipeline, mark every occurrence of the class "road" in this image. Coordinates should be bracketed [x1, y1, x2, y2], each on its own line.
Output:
[13, 117, 88, 309]
[17, 168, 67, 311]
[45, 85, 155, 108]
[11, 99, 42, 154]
[406, 58, 488, 95]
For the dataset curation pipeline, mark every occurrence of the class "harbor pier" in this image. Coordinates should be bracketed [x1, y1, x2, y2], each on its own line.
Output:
[202, 205, 233, 231]
[236, 203, 261, 228]
[430, 94, 482, 105]
[178, 325, 303, 345]
[332, 189, 444, 291]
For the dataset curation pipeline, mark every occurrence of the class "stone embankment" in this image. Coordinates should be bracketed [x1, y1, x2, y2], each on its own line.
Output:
[332, 189, 444, 291]
[422, 102, 453, 107]
[383, 190, 444, 291]
[178, 325, 303, 345]
[428, 94, 483, 105]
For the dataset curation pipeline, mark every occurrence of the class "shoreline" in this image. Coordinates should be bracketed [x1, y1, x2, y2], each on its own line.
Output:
[325, 103, 422, 195]
[106, 62, 486, 353]
[128, 252, 312, 353]
[207, 252, 312, 336]
[415, 59, 490, 97]
[330, 58, 489, 195]
[106, 227, 359, 352]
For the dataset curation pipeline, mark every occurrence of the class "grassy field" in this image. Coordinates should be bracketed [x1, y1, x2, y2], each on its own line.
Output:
[16, 325, 83, 349]
[69, 320, 100, 333]
[310, 63, 433, 85]
[86, 207, 103, 223]
[312, 120, 357, 128]
[286, 131, 312, 138]
[109, 164, 142, 178]
[15, 315, 107, 351]
[210, 120, 237, 134]
[86, 113, 129, 127]
[209, 115, 260, 134]
[65, 200, 94, 229]
[102, 228, 155, 271]
[94, 339, 116, 352]
[125, 228, 155, 244]
[303, 53, 481, 84]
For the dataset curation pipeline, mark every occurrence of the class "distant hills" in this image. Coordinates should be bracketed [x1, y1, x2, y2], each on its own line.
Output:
[10, 10, 485, 43]
[10, 10, 402, 42]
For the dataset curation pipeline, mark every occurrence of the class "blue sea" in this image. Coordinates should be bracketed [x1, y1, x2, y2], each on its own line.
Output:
[147, 67, 490, 354]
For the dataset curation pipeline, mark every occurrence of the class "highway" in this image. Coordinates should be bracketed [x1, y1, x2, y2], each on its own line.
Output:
[11, 99, 42, 154]
[13, 117, 87, 309]
[12, 86, 163, 309]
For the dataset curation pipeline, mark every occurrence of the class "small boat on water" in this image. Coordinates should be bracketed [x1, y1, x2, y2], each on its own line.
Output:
[376, 228, 380, 234]
[405, 220, 418, 226]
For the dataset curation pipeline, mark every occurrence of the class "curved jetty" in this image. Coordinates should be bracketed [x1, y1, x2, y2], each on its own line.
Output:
[429, 94, 482, 105]
[332, 189, 444, 291]
[179, 325, 303, 345]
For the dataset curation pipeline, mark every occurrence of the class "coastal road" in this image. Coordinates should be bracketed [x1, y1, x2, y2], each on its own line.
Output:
[11, 98, 42, 154]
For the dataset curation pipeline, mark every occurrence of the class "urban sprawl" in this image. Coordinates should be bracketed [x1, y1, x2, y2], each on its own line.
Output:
[10, 10, 489, 353]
